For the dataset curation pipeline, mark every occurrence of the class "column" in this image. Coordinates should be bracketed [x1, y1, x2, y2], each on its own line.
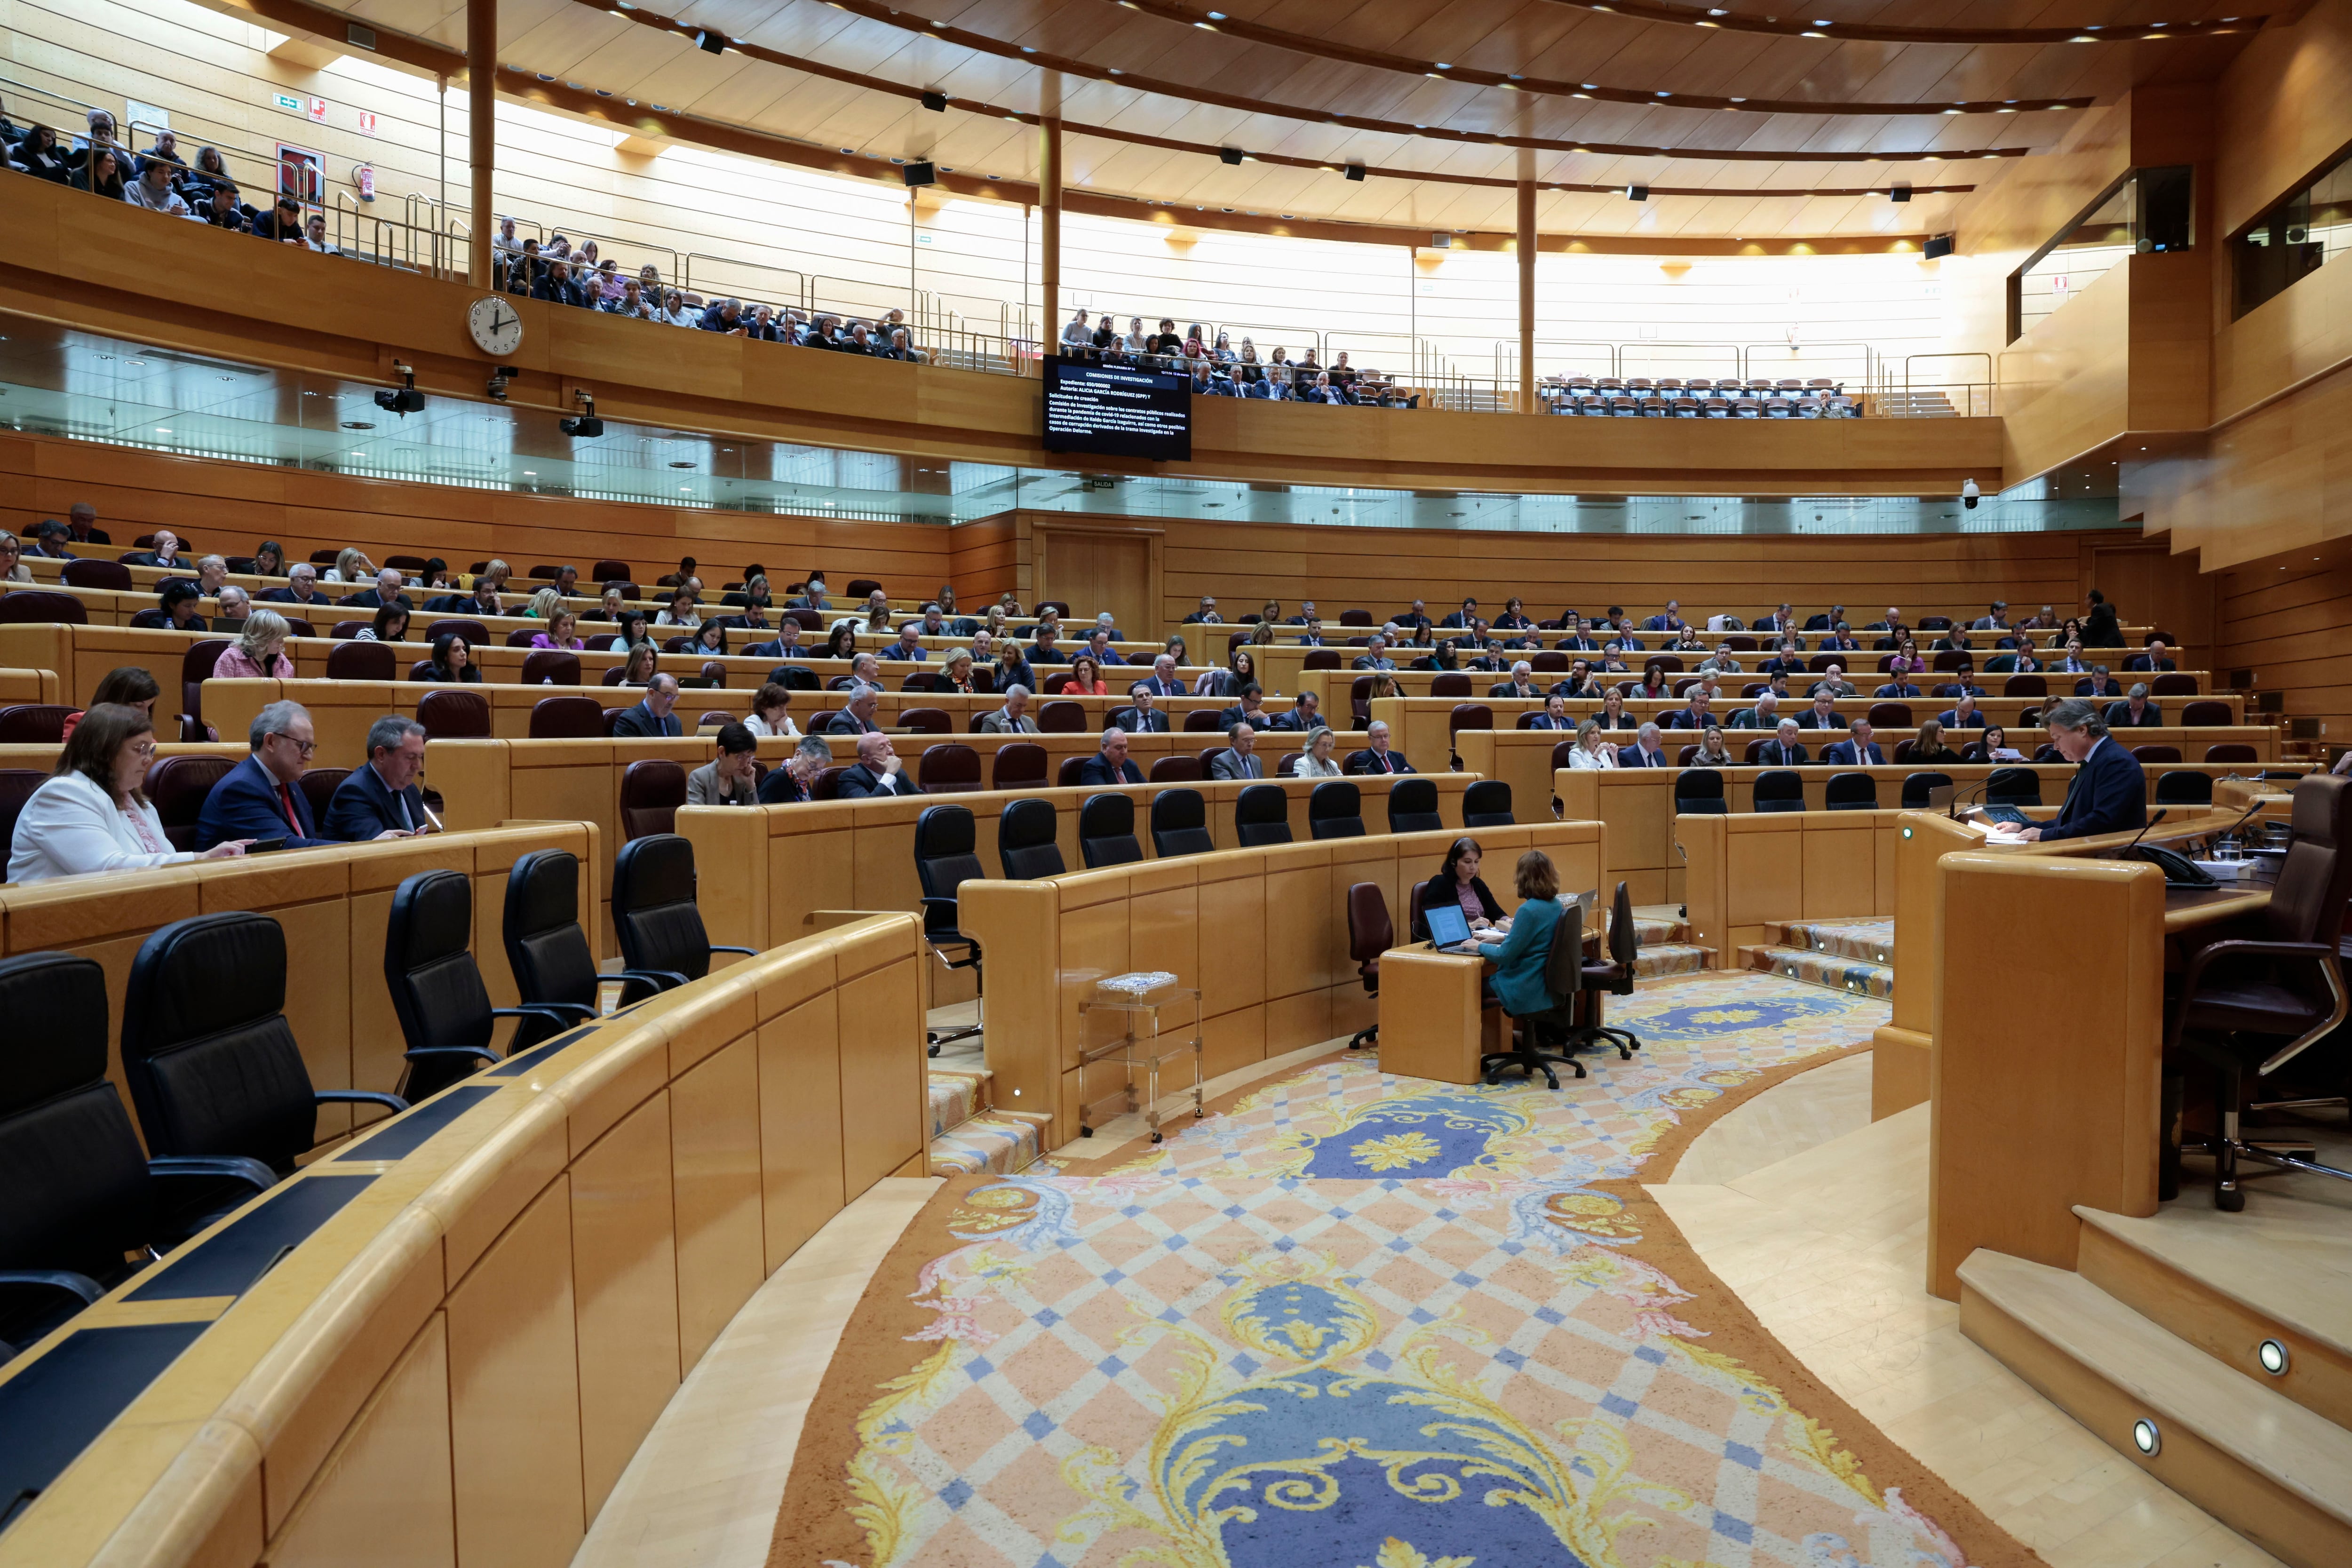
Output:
[1517, 175, 1537, 414]
[467, 0, 496, 287]
[1039, 72, 1063, 354]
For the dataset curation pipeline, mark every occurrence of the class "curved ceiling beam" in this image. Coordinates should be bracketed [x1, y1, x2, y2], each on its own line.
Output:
[1093, 0, 2094, 114]
[1541, 0, 2265, 46]
[602, 0, 2033, 160]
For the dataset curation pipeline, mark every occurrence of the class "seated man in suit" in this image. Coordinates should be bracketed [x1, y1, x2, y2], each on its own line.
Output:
[2075, 664, 2123, 699]
[260, 562, 326, 607]
[1077, 725, 1145, 786]
[1809, 663, 1856, 699]
[1550, 661, 1601, 700]
[1664, 689, 1715, 729]
[1934, 667, 1987, 700]
[1028, 627, 1068, 665]
[1269, 690, 1328, 732]
[339, 565, 414, 612]
[2012, 700, 2148, 842]
[2125, 637, 2178, 672]
[883, 623, 929, 662]
[1218, 682, 1274, 732]
[1759, 643, 1808, 678]
[426, 575, 507, 617]
[1181, 595, 1223, 625]
[1295, 617, 1330, 647]
[1210, 721, 1266, 780]
[1642, 599, 1687, 633]
[1731, 692, 1781, 729]
[1971, 599, 2011, 631]
[977, 683, 1039, 733]
[1140, 653, 1192, 697]
[197, 699, 337, 850]
[1616, 721, 1671, 768]
[743, 621, 808, 661]
[1803, 603, 1844, 632]
[1464, 639, 1509, 675]
[1488, 661, 1542, 700]
[1820, 718, 1885, 767]
[1438, 597, 1480, 630]
[835, 731, 918, 799]
[1754, 717, 1808, 766]
[325, 716, 433, 840]
[65, 502, 111, 546]
[2105, 684, 2164, 727]
[1286, 599, 1319, 626]
[1938, 692, 1989, 731]
[1523, 693, 1575, 732]
[1553, 615, 1600, 652]
[121, 528, 185, 570]
[756, 733, 834, 804]
[1346, 718, 1415, 774]
[826, 683, 886, 735]
[1083, 628, 1126, 668]
[610, 674, 685, 738]
[1818, 623, 1863, 653]
[1793, 693, 1844, 730]
[29, 519, 78, 560]
[1874, 675, 1923, 698]
[1115, 684, 1170, 733]
[1351, 635, 1398, 672]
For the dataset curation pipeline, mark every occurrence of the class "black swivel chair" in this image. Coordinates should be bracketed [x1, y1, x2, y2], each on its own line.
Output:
[1386, 778, 1442, 834]
[1078, 794, 1144, 868]
[386, 870, 582, 1100]
[610, 835, 759, 990]
[1234, 784, 1292, 846]
[914, 805, 986, 1057]
[2154, 770, 2214, 806]
[0, 953, 273, 1353]
[122, 913, 408, 1174]
[1581, 882, 1645, 1059]
[1149, 789, 1215, 856]
[1900, 772, 1952, 810]
[1824, 772, 1879, 811]
[1986, 767, 2041, 805]
[1462, 780, 1514, 827]
[998, 798, 1066, 877]
[503, 850, 667, 1040]
[1478, 900, 1588, 1089]
[1674, 770, 1727, 814]
[1345, 882, 1391, 1051]
[1308, 780, 1366, 839]
[1752, 770, 1806, 812]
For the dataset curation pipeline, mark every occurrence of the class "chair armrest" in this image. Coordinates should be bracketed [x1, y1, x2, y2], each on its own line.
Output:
[614, 971, 669, 1005]
[148, 1154, 278, 1194]
[628, 968, 693, 991]
[2169, 940, 2338, 1051]
[316, 1090, 411, 1114]
[527, 1002, 597, 1021]
[404, 1045, 501, 1064]
[918, 896, 959, 910]
[710, 945, 759, 957]
[491, 1005, 586, 1028]
[0, 1269, 104, 1308]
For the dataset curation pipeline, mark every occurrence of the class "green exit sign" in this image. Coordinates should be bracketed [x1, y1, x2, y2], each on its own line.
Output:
[273, 93, 302, 111]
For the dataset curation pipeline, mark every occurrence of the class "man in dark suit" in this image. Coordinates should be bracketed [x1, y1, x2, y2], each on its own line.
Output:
[610, 675, 684, 737]
[1554, 617, 1601, 652]
[1140, 655, 1191, 697]
[1793, 694, 1845, 731]
[427, 578, 507, 617]
[260, 563, 326, 607]
[1218, 683, 1274, 733]
[1210, 723, 1266, 780]
[29, 520, 78, 560]
[1616, 723, 1670, 767]
[1760, 643, 1808, 678]
[1820, 719, 1885, 767]
[1351, 636, 1398, 672]
[1114, 685, 1170, 733]
[1077, 727, 1145, 786]
[1523, 695, 1575, 732]
[1488, 661, 1541, 700]
[1346, 719, 1415, 774]
[2105, 685, 2164, 727]
[1934, 669, 1987, 700]
[1873, 677, 1924, 699]
[1438, 597, 1479, 630]
[326, 716, 432, 840]
[121, 528, 185, 570]
[826, 684, 885, 735]
[835, 732, 918, 798]
[1180, 596, 1223, 625]
[1754, 720, 1808, 766]
[2017, 700, 2147, 842]
[1286, 600, 1319, 627]
[339, 566, 414, 612]
[1027, 628, 1067, 665]
[1269, 692, 1328, 732]
[1731, 693, 1782, 730]
[2125, 637, 2178, 672]
[197, 700, 336, 850]
[2076, 666, 2124, 700]
[1642, 600, 1687, 633]
[1938, 694, 1989, 731]
[65, 503, 111, 545]
[1664, 691, 1716, 730]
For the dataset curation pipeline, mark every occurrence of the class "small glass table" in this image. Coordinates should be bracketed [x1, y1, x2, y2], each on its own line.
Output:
[1076, 987, 1204, 1143]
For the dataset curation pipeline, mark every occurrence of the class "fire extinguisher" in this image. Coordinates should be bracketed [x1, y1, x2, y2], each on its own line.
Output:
[353, 163, 376, 203]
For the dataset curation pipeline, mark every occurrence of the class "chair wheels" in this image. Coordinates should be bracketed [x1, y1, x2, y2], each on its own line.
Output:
[927, 1041, 941, 1058]
[2217, 1185, 2246, 1212]
[1348, 1027, 1378, 1051]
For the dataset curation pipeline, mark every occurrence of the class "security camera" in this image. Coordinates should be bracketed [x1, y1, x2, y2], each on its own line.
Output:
[485, 365, 520, 401]
[373, 362, 424, 416]
[1962, 477, 1981, 510]
[559, 388, 603, 438]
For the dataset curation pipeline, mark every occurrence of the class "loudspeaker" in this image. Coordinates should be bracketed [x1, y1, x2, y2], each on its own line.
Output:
[1220, 147, 1244, 166]
[1924, 233, 1955, 259]
[696, 29, 725, 54]
[1626, 184, 1648, 201]
[903, 161, 936, 188]
[921, 90, 947, 112]
[1430, 233, 1453, 249]
[1345, 163, 1365, 182]
[1891, 182, 1912, 203]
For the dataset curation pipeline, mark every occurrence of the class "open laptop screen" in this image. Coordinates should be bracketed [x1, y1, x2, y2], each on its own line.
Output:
[1425, 902, 1473, 947]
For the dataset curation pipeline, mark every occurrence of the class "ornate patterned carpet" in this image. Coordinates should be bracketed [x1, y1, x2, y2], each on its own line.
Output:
[773, 973, 2037, 1568]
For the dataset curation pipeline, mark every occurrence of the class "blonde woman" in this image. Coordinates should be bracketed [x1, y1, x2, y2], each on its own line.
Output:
[324, 546, 373, 584]
[214, 608, 295, 678]
[530, 609, 583, 651]
[0, 531, 30, 584]
[524, 585, 563, 621]
[1567, 718, 1619, 769]
[1295, 725, 1344, 778]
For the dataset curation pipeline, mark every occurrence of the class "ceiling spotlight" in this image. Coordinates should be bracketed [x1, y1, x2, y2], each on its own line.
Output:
[695, 28, 724, 54]
[1627, 183, 1649, 201]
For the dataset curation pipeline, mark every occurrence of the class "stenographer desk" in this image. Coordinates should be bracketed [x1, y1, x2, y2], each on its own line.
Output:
[1377, 916, 1609, 1086]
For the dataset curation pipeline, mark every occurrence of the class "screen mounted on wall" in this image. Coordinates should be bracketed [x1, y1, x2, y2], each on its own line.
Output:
[1042, 360, 1192, 461]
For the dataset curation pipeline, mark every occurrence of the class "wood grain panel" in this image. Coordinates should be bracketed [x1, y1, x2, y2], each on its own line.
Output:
[569, 1094, 683, 1521]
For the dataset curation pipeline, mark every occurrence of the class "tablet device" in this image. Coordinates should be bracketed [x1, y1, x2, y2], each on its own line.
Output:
[1980, 804, 2030, 826]
[1424, 902, 1480, 953]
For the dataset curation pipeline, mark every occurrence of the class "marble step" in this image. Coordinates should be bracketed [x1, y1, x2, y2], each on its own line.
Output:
[1959, 1248, 2352, 1568]
[929, 1110, 1052, 1177]
[1742, 944, 1894, 999]
[1772, 917, 1894, 965]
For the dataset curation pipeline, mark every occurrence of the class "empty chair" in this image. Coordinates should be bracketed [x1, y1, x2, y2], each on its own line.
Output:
[1752, 770, 1806, 812]
[1345, 882, 1391, 1051]
[1674, 769, 1727, 814]
[610, 834, 757, 990]
[121, 912, 409, 1172]
[593, 559, 631, 582]
[2002, 674, 2048, 698]
[997, 797, 1065, 877]
[992, 741, 1048, 790]
[1447, 704, 1493, 766]
[918, 743, 982, 793]
[1057, 756, 1089, 788]
[0, 589, 89, 624]
[325, 640, 396, 680]
[180, 639, 230, 729]
[899, 707, 951, 734]
[620, 758, 688, 839]
[2205, 743, 2258, 764]
[2151, 672, 2198, 697]
[529, 694, 607, 738]
[1387, 777, 1442, 834]
[1986, 767, 2041, 804]
[1234, 784, 1292, 846]
[1429, 673, 1472, 698]
[425, 619, 492, 649]
[1824, 772, 1879, 811]
[385, 869, 582, 1100]
[298, 767, 349, 828]
[1149, 788, 1215, 856]
[1901, 771, 1954, 810]
[504, 849, 665, 1035]
[1581, 881, 1645, 1059]
[61, 558, 135, 591]
[1148, 755, 1202, 783]
[2154, 771, 2214, 805]
[520, 649, 580, 686]
[1078, 793, 1144, 868]
[1866, 702, 1913, 729]
[1182, 709, 1224, 732]
[913, 805, 986, 1055]
[2181, 700, 2232, 726]
[0, 705, 72, 744]
[146, 754, 233, 850]
[2132, 744, 2184, 764]
[1308, 780, 1366, 839]
[1462, 779, 1513, 826]
[1037, 700, 1086, 733]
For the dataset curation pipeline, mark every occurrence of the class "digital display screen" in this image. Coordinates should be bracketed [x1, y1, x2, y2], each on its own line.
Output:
[1042, 360, 1192, 461]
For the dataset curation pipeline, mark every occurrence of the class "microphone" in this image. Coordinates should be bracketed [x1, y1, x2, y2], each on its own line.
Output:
[2117, 808, 2169, 858]
[1947, 777, 1995, 820]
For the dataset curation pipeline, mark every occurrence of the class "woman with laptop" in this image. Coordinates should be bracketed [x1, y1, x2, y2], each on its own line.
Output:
[1414, 837, 1509, 944]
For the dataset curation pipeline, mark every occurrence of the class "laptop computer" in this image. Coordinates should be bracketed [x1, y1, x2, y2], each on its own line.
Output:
[1424, 902, 1484, 954]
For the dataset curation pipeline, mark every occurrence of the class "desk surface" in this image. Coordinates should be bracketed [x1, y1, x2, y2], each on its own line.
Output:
[2161, 871, 2275, 932]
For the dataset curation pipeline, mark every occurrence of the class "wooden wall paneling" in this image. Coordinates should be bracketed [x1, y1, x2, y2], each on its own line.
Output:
[2215, 536, 2352, 742]
[669, 1036, 768, 1369]
[833, 955, 928, 1198]
[757, 985, 846, 1274]
[1031, 522, 1162, 645]
[2214, 0, 2352, 241]
[569, 1094, 683, 1521]
[263, 1313, 459, 1568]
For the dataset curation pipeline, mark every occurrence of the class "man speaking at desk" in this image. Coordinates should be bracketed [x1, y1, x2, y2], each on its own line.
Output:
[2011, 698, 2146, 843]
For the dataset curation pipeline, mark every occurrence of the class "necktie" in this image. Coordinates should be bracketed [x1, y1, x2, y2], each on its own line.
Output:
[278, 782, 302, 836]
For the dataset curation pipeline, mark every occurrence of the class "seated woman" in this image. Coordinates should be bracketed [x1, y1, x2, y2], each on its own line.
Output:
[324, 546, 374, 585]
[1415, 836, 1506, 941]
[686, 724, 762, 806]
[1366, 672, 1400, 703]
[61, 665, 162, 741]
[248, 540, 286, 578]
[8, 704, 249, 881]
[215, 608, 296, 679]
[1064, 653, 1110, 697]
[1294, 726, 1343, 778]
[423, 633, 482, 682]
[1567, 718, 1620, 769]
[1162, 635, 1189, 668]
[1200, 649, 1255, 699]
[1688, 723, 1736, 768]
[823, 623, 859, 661]
[523, 586, 563, 621]
[1475, 851, 1567, 1018]
[614, 609, 653, 651]
[939, 650, 978, 694]
[531, 610, 585, 652]
[1886, 638, 1926, 681]
[1635, 661, 1673, 701]
[1493, 597, 1534, 633]
[744, 682, 799, 737]
[0, 530, 31, 585]
[617, 644, 661, 686]
[160, 580, 208, 631]
[1415, 639, 1461, 674]
[1964, 724, 2019, 764]
[655, 588, 701, 629]
[692, 620, 729, 658]
[1594, 688, 1636, 730]
[1908, 718, 1963, 764]
[355, 604, 409, 643]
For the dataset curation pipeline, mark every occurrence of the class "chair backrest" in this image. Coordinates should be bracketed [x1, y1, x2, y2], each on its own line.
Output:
[2180, 700, 2231, 726]
[611, 834, 717, 981]
[2151, 672, 2198, 697]
[120, 911, 318, 1171]
[146, 754, 234, 850]
[1608, 879, 1637, 974]
[1150, 788, 1215, 856]
[1429, 673, 1472, 697]
[0, 951, 157, 1281]
[1148, 755, 1202, 783]
[1078, 793, 1144, 868]
[0, 768, 44, 863]
[520, 649, 581, 686]
[620, 758, 688, 839]
[1900, 770, 1952, 809]
[503, 849, 602, 1019]
[1348, 882, 1393, 971]
[1824, 772, 1879, 810]
[594, 559, 631, 582]
[1673, 769, 1727, 813]
[992, 741, 1048, 790]
[1037, 700, 1086, 733]
[326, 640, 396, 680]
[425, 618, 491, 648]
[298, 767, 349, 828]
[2204, 743, 2258, 763]
[2131, 744, 2183, 764]
[529, 694, 607, 739]
[1447, 703, 1493, 736]
[61, 557, 135, 591]
[899, 706, 951, 734]
[1057, 755, 1088, 788]
[1235, 784, 1292, 845]
[417, 687, 491, 740]
[1752, 769, 1806, 811]
[914, 805, 985, 937]
[998, 798, 1065, 877]
[181, 637, 230, 721]
[0, 589, 89, 624]
[1303, 649, 1340, 670]
[1308, 780, 1366, 839]
[2153, 770, 2213, 805]
[1338, 609, 1374, 626]
[1866, 701, 1913, 729]
[2002, 674, 2047, 698]
[1986, 767, 2040, 804]
[1462, 779, 1514, 826]
[1387, 777, 1441, 834]
[0, 704, 72, 744]
[2264, 774, 2352, 947]
[919, 742, 982, 793]
[1539, 899, 1584, 1009]
[383, 869, 498, 1099]
[1182, 708, 1223, 733]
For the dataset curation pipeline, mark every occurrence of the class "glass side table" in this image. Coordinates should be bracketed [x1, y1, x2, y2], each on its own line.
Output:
[1075, 987, 1204, 1143]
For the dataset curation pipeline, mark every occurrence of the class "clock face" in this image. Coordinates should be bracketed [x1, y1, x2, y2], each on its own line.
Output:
[468, 295, 523, 356]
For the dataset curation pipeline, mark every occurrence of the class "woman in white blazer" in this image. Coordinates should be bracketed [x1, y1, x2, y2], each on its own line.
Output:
[1293, 727, 1344, 778]
[8, 705, 249, 883]
[1566, 719, 1620, 769]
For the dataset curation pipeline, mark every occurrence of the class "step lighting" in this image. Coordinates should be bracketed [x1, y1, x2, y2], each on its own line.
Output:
[2130, 1418, 2161, 1456]
[2257, 1339, 2290, 1375]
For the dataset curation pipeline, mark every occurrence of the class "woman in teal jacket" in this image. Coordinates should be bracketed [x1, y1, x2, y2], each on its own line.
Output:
[1477, 851, 1566, 1015]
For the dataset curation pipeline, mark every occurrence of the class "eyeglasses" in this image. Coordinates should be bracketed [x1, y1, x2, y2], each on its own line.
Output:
[271, 735, 317, 757]
[126, 741, 157, 760]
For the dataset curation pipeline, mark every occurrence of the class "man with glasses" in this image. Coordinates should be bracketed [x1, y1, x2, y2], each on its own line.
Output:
[198, 700, 334, 849]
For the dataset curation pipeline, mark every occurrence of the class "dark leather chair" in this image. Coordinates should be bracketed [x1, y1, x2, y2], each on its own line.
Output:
[1866, 701, 1913, 728]
[1580, 881, 1644, 1059]
[1078, 793, 1144, 868]
[61, 558, 134, 591]
[1149, 788, 1214, 856]
[992, 741, 1048, 790]
[1308, 780, 1366, 839]
[1753, 770, 1806, 812]
[2002, 674, 2047, 698]
[147, 754, 233, 850]
[914, 806, 985, 1055]
[425, 619, 492, 649]
[1462, 779, 1513, 826]
[2151, 672, 2199, 697]
[603, 667, 633, 688]
[1345, 882, 1390, 1051]
[530, 694, 607, 738]
[1303, 650, 1341, 670]
[997, 798, 1065, 877]
[0, 589, 89, 624]
[593, 559, 631, 582]
[2181, 701, 2232, 726]
[1986, 767, 2041, 805]
[1447, 704, 1493, 767]
[1037, 700, 1086, 733]
[919, 742, 982, 793]
[2165, 775, 2352, 1210]
[1429, 673, 1472, 698]
[0, 768, 45, 864]
[122, 913, 407, 1173]
[1235, 784, 1292, 846]
[503, 850, 664, 1046]
[417, 688, 491, 740]
[1478, 899, 1587, 1089]
[0, 951, 273, 1351]
[2155, 770, 2214, 805]
[1182, 708, 1223, 733]
[181, 638, 230, 729]
[620, 758, 688, 840]
[1900, 771, 1951, 810]
[1147, 756, 1202, 783]
[325, 640, 395, 681]
[299, 767, 349, 828]
[520, 650, 581, 686]
[2206, 744, 2259, 764]
[1057, 755, 1088, 788]
[2132, 744, 2184, 764]
[385, 870, 581, 1099]
[899, 707, 951, 734]
[610, 835, 755, 990]
[1674, 769, 1727, 814]
[0, 705, 72, 744]
[1387, 777, 1441, 834]
[1825, 772, 1879, 811]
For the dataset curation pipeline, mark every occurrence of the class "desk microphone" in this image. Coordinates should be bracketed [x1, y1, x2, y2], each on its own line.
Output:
[2117, 808, 2168, 858]
[1947, 777, 1994, 820]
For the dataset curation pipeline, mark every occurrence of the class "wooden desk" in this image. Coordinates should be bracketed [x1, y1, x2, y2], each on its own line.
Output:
[2162, 880, 2273, 932]
[1377, 943, 1506, 1085]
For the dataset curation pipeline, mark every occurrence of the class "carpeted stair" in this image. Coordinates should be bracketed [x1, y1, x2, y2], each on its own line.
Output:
[924, 1064, 1052, 1176]
[1741, 917, 1894, 998]
[1623, 906, 1711, 980]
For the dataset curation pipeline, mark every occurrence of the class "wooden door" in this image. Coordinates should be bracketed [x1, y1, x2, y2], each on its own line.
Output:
[1035, 525, 1160, 641]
